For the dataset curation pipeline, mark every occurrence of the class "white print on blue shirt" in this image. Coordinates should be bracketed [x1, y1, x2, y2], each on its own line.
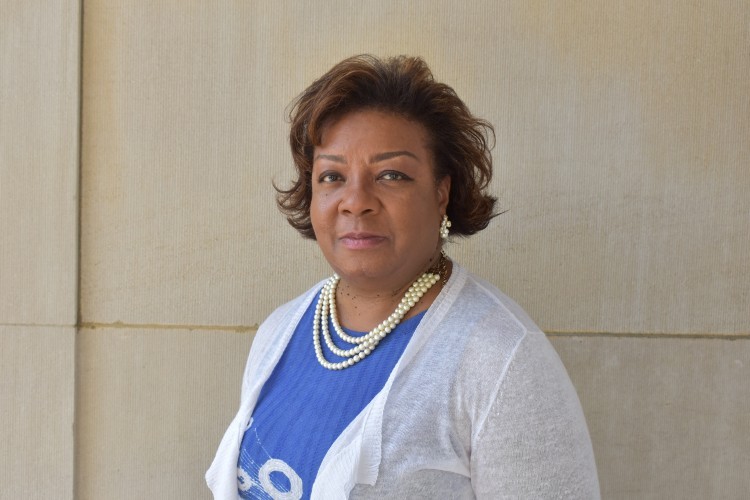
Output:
[237, 426, 303, 500]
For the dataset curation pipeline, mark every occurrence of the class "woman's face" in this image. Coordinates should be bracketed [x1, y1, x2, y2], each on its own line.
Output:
[310, 109, 450, 292]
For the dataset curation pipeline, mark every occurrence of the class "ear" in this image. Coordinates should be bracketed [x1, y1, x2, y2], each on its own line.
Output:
[437, 175, 451, 213]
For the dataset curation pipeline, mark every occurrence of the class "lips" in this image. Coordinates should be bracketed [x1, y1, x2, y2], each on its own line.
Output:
[339, 232, 387, 250]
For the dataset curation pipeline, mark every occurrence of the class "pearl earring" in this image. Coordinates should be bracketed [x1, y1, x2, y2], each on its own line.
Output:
[440, 215, 451, 240]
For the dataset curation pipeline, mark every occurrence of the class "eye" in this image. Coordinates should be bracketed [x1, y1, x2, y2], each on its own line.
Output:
[318, 171, 342, 183]
[379, 170, 411, 181]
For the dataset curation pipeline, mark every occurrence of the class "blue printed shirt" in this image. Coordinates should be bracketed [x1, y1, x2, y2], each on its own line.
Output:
[237, 291, 424, 499]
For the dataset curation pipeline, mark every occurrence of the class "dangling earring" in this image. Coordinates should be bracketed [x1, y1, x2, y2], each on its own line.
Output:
[440, 214, 451, 240]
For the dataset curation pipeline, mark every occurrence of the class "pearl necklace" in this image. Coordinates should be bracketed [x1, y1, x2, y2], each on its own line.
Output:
[313, 272, 440, 370]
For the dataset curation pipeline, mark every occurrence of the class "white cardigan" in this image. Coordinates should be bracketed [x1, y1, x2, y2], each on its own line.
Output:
[206, 264, 600, 499]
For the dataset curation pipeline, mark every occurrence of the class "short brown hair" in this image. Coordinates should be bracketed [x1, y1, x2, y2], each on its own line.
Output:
[277, 54, 498, 239]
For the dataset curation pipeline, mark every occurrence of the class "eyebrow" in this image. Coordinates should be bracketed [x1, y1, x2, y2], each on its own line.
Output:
[371, 150, 419, 162]
[313, 151, 419, 163]
[314, 154, 346, 163]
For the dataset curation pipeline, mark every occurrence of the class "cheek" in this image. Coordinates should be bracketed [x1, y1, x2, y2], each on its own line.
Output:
[310, 192, 333, 231]
[399, 203, 440, 242]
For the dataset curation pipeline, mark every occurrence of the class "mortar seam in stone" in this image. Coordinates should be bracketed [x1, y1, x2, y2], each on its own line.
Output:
[77, 322, 259, 333]
[546, 331, 750, 340]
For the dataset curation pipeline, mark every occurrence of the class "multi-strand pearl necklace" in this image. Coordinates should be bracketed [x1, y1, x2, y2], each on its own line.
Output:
[313, 272, 440, 370]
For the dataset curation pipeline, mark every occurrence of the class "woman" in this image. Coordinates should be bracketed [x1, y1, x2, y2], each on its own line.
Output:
[207, 55, 599, 499]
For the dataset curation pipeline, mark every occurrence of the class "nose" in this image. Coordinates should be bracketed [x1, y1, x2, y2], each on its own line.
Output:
[338, 175, 377, 216]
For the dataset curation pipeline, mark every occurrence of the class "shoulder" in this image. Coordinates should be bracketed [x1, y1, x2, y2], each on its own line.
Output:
[440, 267, 580, 424]
[448, 266, 572, 392]
[438, 265, 542, 363]
[453, 267, 541, 335]
[261, 282, 321, 330]
[242, 280, 324, 375]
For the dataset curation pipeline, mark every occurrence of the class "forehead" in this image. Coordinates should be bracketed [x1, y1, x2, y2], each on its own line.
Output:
[316, 110, 431, 153]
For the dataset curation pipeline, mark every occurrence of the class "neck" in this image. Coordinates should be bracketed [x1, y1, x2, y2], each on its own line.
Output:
[333, 251, 450, 332]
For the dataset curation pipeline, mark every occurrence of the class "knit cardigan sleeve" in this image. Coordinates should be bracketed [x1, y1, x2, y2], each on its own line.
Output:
[470, 330, 600, 499]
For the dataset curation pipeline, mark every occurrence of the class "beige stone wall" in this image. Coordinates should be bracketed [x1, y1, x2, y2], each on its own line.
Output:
[2, 1, 748, 498]
[0, 0, 79, 497]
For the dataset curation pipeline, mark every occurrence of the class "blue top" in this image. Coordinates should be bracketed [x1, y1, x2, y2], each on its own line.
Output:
[237, 290, 425, 499]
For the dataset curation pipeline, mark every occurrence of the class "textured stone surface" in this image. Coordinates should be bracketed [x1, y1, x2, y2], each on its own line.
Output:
[551, 335, 750, 500]
[0, 326, 75, 499]
[80, 1, 749, 334]
[76, 327, 252, 499]
[0, 2, 79, 497]
[0, 0, 80, 325]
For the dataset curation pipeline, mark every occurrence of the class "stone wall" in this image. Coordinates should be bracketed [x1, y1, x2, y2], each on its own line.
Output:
[2, 1, 748, 498]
